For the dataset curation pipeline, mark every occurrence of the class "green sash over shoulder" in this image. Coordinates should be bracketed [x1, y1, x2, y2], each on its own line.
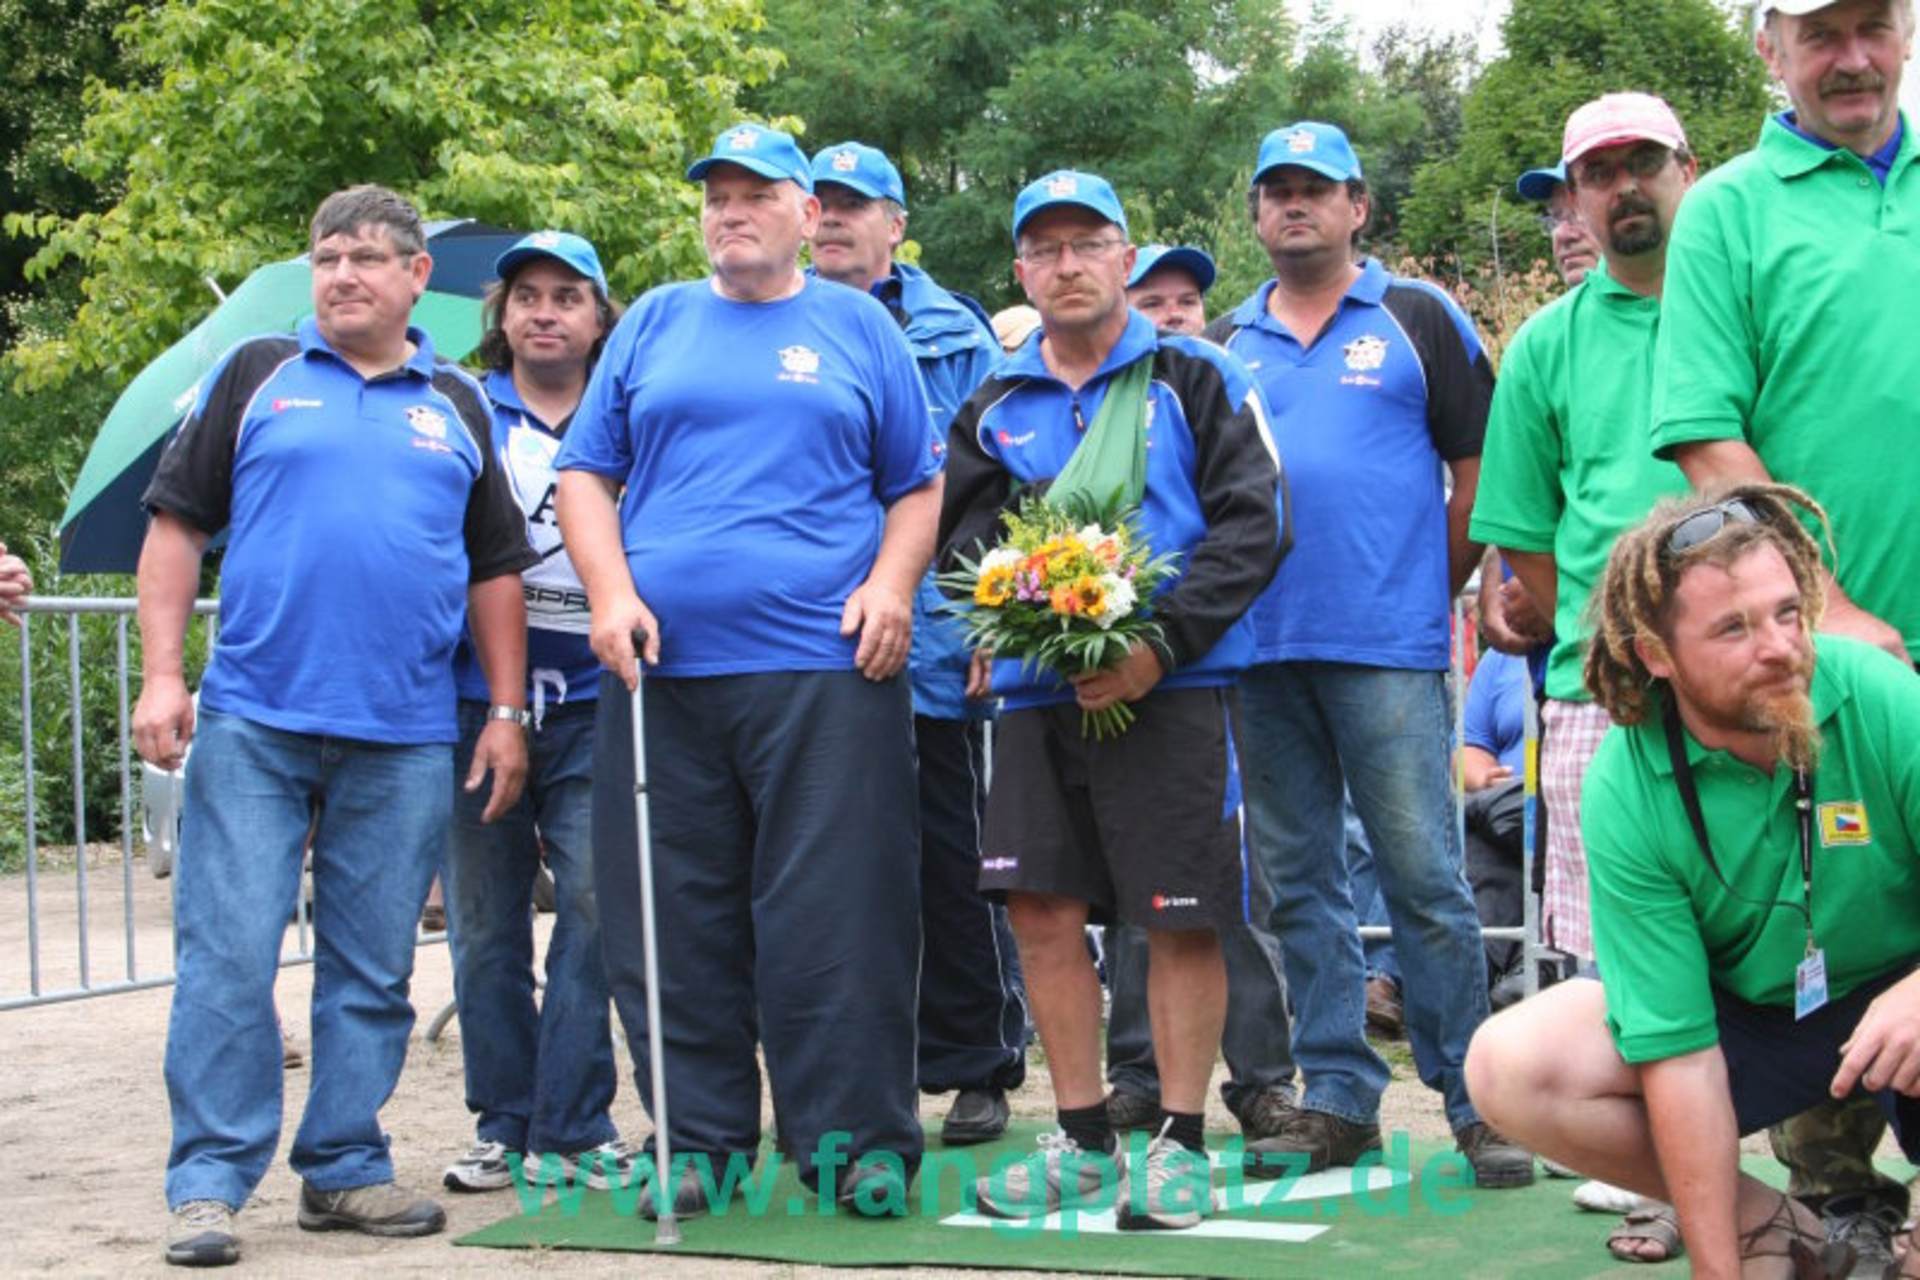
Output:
[1047, 352, 1152, 513]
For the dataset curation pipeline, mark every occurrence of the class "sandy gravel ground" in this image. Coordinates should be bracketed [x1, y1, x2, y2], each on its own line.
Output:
[1, 845, 1533, 1278]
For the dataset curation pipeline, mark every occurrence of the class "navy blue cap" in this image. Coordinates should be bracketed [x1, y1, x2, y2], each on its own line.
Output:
[687, 123, 813, 190]
[1127, 244, 1216, 294]
[1011, 170, 1128, 241]
[493, 230, 608, 295]
[810, 142, 907, 207]
[1515, 161, 1569, 202]
[1252, 121, 1363, 185]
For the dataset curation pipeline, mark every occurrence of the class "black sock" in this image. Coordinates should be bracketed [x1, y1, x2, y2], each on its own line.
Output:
[1058, 1102, 1114, 1154]
[1163, 1110, 1206, 1154]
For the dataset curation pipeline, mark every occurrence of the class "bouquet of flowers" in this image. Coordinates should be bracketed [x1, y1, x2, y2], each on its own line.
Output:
[940, 497, 1180, 738]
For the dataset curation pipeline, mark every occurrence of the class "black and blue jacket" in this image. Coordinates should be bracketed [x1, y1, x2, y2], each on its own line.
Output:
[938, 309, 1289, 710]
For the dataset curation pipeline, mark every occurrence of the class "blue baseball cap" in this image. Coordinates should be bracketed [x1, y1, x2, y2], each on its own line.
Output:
[1127, 244, 1216, 294]
[686, 123, 813, 190]
[1252, 121, 1363, 185]
[1011, 170, 1127, 242]
[1515, 161, 1569, 202]
[493, 230, 609, 296]
[810, 142, 907, 207]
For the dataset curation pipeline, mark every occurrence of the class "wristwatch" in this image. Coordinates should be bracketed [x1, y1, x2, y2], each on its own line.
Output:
[487, 704, 532, 729]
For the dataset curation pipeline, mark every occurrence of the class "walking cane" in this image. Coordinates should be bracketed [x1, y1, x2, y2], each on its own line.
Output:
[629, 628, 680, 1246]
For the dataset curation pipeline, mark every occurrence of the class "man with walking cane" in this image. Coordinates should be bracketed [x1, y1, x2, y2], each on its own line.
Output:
[555, 122, 943, 1221]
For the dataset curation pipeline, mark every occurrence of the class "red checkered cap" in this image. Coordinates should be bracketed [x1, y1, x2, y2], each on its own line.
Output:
[1562, 93, 1688, 167]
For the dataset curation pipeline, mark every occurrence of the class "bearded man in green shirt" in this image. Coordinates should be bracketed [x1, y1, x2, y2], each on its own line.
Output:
[1465, 484, 1920, 1280]
[1651, 0, 1920, 1260]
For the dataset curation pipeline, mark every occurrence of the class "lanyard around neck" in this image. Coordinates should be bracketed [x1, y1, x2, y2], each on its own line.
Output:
[1661, 697, 1816, 949]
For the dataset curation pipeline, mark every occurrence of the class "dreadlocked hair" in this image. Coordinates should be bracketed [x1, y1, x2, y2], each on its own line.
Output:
[1582, 481, 1831, 725]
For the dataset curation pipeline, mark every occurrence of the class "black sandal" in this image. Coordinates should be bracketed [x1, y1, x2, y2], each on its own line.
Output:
[1739, 1192, 1859, 1278]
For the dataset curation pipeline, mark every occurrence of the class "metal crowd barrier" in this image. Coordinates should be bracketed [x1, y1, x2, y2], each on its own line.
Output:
[4, 594, 1545, 1016]
[2, 596, 444, 1012]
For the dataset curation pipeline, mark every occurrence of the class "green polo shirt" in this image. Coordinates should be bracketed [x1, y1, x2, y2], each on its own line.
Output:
[1584, 637, 1920, 1065]
[1470, 259, 1690, 701]
[1651, 113, 1920, 655]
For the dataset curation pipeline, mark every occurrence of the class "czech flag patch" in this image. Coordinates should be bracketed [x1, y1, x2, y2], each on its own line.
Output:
[1818, 801, 1871, 847]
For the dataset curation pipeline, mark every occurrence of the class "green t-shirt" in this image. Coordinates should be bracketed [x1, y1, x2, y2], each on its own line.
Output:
[1651, 113, 1920, 655]
[1584, 637, 1920, 1065]
[1469, 259, 1690, 701]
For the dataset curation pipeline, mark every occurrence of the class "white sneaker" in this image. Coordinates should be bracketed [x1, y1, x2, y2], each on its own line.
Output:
[1573, 1178, 1645, 1214]
[529, 1139, 639, 1191]
[443, 1140, 516, 1192]
[974, 1129, 1124, 1219]
[1117, 1132, 1212, 1231]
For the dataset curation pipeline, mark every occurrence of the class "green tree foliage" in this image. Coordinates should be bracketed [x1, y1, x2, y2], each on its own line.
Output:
[748, 0, 1299, 307]
[749, 0, 1473, 308]
[1400, 0, 1770, 276]
[0, 0, 134, 348]
[5, 0, 781, 394]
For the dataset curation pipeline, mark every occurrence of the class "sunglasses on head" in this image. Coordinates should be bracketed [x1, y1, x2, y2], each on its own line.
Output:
[1662, 497, 1761, 561]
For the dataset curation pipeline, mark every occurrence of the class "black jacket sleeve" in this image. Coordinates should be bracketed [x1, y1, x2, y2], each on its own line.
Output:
[1381, 283, 1492, 462]
[937, 374, 1041, 583]
[143, 336, 300, 535]
[1147, 347, 1285, 672]
[435, 365, 538, 584]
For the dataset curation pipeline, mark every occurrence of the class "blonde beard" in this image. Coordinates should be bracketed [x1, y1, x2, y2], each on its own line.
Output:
[1753, 688, 1822, 773]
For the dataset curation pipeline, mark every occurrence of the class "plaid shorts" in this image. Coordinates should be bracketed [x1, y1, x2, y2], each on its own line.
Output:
[1540, 698, 1613, 960]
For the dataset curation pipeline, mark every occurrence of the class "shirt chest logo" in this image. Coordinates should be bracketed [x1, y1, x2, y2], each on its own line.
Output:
[996, 429, 1035, 448]
[1340, 334, 1389, 388]
[777, 344, 821, 384]
[405, 404, 449, 439]
[1818, 801, 1871, 847]
[271, 397, 324, 412]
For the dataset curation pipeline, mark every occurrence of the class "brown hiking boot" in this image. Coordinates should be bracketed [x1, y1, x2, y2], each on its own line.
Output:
[1365, 976, 1404, 1039]
[1243, 1108, 1382, 1178]
[1454, 1121, 1536, 1188]
[1229, 1086, 1300, 1142]
[1104, 1087, 1161, 1132]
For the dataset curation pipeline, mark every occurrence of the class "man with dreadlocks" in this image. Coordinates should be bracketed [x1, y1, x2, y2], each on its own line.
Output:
[1465, 483, 1920, 1279]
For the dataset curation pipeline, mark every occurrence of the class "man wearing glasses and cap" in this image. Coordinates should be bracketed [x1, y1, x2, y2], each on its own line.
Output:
[805, 140, 1029, 1150]
[940, 169, 1283, 1229]
[556, 122, 941, 1218]
[1467, 484, 1920, 1279]
[1515, 161, 1602, 288]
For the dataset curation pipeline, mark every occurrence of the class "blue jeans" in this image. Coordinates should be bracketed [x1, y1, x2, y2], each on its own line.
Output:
[443, 700, 616, 1154]
[164, 709, 449, 1209]
[1240, 662, 1488, 1132]
[1344, 796, 1400, 985]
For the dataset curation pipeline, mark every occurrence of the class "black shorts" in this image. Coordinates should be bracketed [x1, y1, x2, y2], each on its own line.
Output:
[978, 686, 1264, 931]
[1717, 963, 1920, 1161]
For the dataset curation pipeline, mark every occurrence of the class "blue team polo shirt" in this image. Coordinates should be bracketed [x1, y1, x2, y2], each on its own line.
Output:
[453, 370, 601, 712]
[1211, 260, 1491, 671]
[1463, 648, 1529, 774]
[144, 318, 535, 744]
[555, 277, 940, 677]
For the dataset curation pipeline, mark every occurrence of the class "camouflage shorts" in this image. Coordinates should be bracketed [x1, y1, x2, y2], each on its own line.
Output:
[1769, 1094, 1908, 1210]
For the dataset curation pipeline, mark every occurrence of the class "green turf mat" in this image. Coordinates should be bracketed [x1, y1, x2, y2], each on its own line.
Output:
[455, 1123, 1913, 1277]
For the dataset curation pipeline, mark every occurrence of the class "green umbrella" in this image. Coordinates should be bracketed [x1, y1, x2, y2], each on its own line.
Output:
[58, 220, 519, 573]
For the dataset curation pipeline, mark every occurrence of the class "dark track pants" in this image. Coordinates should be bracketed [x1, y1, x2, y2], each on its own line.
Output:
[913, 715, 1028, 1094]
[592, 670, 924, 1189]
